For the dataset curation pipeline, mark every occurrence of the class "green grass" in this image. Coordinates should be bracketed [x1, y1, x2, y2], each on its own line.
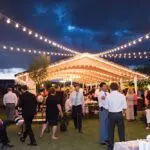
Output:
[1, 109, 150, 150]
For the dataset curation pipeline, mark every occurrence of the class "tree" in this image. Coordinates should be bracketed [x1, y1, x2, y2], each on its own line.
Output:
[28, 55, 50, 88]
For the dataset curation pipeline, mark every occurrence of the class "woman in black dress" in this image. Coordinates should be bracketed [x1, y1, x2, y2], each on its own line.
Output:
[46, 87, 63, 140]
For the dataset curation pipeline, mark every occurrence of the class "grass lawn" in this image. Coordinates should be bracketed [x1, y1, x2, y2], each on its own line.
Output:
[0, 109, 150, 150]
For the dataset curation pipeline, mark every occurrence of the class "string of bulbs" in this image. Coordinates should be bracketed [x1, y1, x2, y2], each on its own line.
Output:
[95, 36, 150, 57]
[0, 44, 75, 57]
[0, 13, 80, 55]
[101, 51, 150, 59]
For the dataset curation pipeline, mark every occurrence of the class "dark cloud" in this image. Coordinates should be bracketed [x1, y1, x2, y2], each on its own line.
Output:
[0, 0, 150, 72]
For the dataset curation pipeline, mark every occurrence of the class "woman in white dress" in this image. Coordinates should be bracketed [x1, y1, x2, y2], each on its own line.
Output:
[126, 89, 135, 121]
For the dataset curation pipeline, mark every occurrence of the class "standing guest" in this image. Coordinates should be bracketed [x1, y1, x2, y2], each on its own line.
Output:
[145, 89, 149, 106]
[145, 91, 150, 129]
[40, 87, 63, 139]
[106, 83, 127, 150]
[145, 104, 150, 130]
[126, 89, 135, 121]
[19, 85, 37, 146]
[0, 119, 14, 149]
[70, 83, 84, 133]
[133, 91, 138, 120]
[56, 86, 65, 109]
[98, 82, 109, 145]
[3, 88, 18, 120]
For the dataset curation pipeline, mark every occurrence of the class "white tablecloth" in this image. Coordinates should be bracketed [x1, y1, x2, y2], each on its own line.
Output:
[114, 140, 150, 150]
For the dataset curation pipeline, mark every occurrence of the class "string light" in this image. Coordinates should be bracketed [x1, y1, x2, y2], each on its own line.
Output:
[0, 44, 75, 57]
[95, 32, 150, 56]
[102, 51, 150, 59]
[0, 13, 80, 55]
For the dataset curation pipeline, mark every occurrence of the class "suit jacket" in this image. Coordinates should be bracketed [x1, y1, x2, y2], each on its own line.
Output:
[19, 91, 37, 117]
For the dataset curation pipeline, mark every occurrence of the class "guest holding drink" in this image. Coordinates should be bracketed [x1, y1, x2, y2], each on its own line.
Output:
[126, 89, 134, 121]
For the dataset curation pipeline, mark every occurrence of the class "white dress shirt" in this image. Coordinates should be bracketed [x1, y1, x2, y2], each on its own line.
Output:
[3, 91, 18, 106]
[106, 91, 127, 113]
[69, 91, 84, 106]
[98, 91, 109, 109]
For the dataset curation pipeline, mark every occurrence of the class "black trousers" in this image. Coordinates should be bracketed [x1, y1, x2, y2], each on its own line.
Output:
[108, 112, 125, 150]
[72, 105, 82, 132]
[134, 105, 138, 117]
[0, 127, 9, 145]
[23, 115, 36, 143]
[0, 120, 14, 145]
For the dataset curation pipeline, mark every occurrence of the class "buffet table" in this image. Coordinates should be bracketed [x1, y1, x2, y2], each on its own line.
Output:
[114, 140, 150, 150]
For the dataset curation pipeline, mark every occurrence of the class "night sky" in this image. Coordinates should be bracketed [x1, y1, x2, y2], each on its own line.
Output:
[0, 0, 150, 79]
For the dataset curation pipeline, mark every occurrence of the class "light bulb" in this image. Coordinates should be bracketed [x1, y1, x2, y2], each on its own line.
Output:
[40, 36, 43, 40]
[52, 42, 56, 46]
[35, 33, 38, 37]
[145, 35, 149, 39]
[6, 18, 11, 24]
[28, 30, 32, 35]
[44, 38, 48, 42]
[23, 27, 26, 32]
[15, 23, 19, 28]
[124, 44, 127, 48]
[133, 41, 136, 44]
[17, 48, 20, 51]
[128, 43, 131, 46]
[3, 46, 7, 49]
[10, 47, 14, 50]
[138, 38, 142, 42]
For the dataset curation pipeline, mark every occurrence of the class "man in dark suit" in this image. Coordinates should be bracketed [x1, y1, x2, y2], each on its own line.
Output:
[19, 85, 37, 146]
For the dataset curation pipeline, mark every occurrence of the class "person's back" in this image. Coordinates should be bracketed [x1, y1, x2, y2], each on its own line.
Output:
[46, 94, 59, 117]
[3, 88, 18, 120]
[107, 83, 127, 150]
[20, 91, 37, 117]
[3, 90, 18, 106]
[107, 91, 126, 113]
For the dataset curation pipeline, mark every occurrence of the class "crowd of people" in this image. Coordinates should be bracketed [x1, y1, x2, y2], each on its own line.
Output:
[0, 82, 150, 150]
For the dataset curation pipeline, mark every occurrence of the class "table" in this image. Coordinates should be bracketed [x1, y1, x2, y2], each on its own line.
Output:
[114, 140, 150, 150]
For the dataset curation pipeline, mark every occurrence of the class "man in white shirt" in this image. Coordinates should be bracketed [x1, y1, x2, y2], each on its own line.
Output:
[70, 83, 84, 133]
[106, 83, 127, 150]
[98, 82, 109, 145]
[3, 88, 18, 120]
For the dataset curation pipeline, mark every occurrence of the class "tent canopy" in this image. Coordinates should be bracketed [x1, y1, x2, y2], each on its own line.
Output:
[16, 53, 148, 85]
